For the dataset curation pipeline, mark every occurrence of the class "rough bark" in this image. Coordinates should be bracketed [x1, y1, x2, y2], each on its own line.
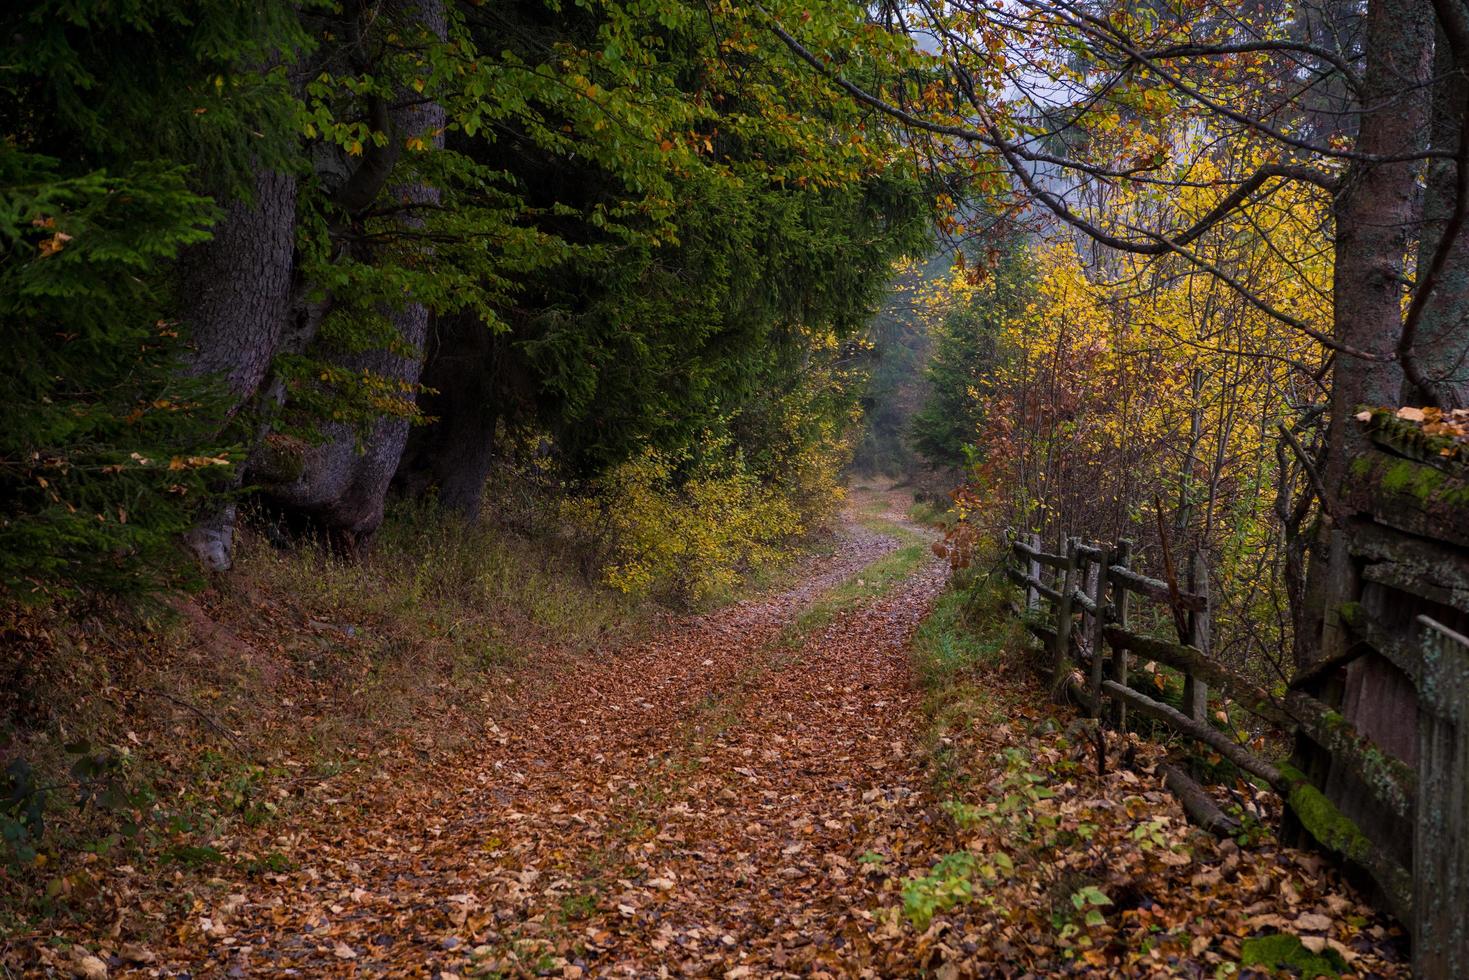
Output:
[181, 169, 300, 402]
[179, 167, 300, 570]
[1326, 0, 1429, 470]
[262, 0, 446, 546]
[1304, 0, 1433, 666]
[1405, 27, 1469, 408]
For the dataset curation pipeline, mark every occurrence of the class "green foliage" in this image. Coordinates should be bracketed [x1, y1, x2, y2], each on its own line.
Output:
[903, 851, 981, 929]
[911, 238, 1035, 470]
[0, 153, 235, 595]
[0, 0, 309, 596]
[0, 1, 306, 191]
[0, 0, 936, 599]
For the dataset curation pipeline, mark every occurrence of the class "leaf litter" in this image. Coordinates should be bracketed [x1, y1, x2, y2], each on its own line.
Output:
[18, 493, 1406, 977]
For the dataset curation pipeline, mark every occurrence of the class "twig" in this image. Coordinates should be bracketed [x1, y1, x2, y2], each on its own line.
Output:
[1276, 423, 1335, 520]
[125, 687, 247, 749]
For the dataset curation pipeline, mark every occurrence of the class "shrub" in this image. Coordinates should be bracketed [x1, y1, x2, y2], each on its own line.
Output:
[564, 435, 808, 604]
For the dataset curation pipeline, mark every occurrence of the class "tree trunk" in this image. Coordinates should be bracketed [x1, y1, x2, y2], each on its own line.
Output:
[396, 311, 501, 521]
[1405, 27, 1469, 409]
[262, 0, 446, 548]
[179, 167, 299, 570]
[1304, 0, 1432, 667]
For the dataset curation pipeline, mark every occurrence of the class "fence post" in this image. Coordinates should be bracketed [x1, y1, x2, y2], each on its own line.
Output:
[1109, 539, 1133, 731]
[1025, 532, 1041, 612]
[1086, 543, 1110, 717]
[1003, 526, 1015, 590]
[1414, 615, 1469, 978]
[1052, 536, 1079, 701]
[1182, 550, 1211, 722]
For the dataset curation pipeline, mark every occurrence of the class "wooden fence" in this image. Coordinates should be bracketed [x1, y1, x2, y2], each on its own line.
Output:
[1003, 527, 1468, 977]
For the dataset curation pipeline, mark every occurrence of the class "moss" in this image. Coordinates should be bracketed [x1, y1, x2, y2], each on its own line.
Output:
[1355, 453, 1469, 508]
[1240, 933, 1345, 977]
[1278, 763, 1373, 864]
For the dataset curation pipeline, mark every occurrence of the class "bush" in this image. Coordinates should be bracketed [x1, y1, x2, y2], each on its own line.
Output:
[564, 436, 810, 604]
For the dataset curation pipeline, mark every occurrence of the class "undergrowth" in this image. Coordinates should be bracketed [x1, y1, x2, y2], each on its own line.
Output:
[909, 563, 1021, 791]
[0, 496, 650, 936]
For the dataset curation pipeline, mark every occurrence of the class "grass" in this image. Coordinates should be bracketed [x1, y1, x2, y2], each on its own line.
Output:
[907, 499, 954, 529]
[788, 509, 930, 639]
[907, 560, 1025, 792]
[0, 495, 659, 943]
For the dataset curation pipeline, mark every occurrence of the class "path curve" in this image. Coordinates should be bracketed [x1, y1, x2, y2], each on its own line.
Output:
[169, 493, 949, 978]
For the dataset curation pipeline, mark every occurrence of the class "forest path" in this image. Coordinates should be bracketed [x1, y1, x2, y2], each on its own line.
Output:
[170, 488, 953, 978]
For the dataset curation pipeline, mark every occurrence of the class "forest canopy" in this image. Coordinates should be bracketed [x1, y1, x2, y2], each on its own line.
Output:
[0, 0, 933, 599]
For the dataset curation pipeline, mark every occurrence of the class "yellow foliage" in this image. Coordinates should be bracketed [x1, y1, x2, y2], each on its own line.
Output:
[563, 433, 817, 604]
[966, 160, 1332, 648]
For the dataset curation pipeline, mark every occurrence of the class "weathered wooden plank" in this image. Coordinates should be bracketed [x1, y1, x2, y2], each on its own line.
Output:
[1103, 626, 1293, 727]
[1101, 680, 1281, 785]
[1182, 550, 1210, 723]
[1013, 537, 1069, 570]
[1336, 602, 1425, 688]
[1342, 444, 1469, 550]
[1025, 619, 1058, 648]
[1107, 565, 1208, 611]
[1278, 761, 1415, 926]
[1348, 520, 1469, 601]
[1075, 542, 1106, 563]
[1053, 540, 1080, 697]
[1006, 567, 1060, 603]
[1284, 691, 1415, 822]
[1415, 616, 1469, 978]
[1025, 532, 1042, 611]
[1085, 547, 1110, 718]
[1158, 762, 1241, 837]
[1103, 625, 1417, 817]
[1108, 541, 1134, 732]
[1362, 561, 1469, 615]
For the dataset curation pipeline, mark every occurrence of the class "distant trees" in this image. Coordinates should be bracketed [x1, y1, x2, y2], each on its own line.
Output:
[1, 0, 932, 595]
[910, 240, 1033, 473]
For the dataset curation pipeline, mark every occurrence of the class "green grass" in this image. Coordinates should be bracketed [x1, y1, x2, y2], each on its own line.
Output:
[907, 565, 1024, 791]
[788, 515, 929, 639]
[907, 499, 953, 529]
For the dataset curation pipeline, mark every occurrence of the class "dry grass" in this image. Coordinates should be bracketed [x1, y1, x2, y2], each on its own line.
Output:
[0, 499, 659, 942]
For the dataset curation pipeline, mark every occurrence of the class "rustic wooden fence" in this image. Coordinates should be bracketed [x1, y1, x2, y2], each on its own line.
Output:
[1002, 526, 1468, 977]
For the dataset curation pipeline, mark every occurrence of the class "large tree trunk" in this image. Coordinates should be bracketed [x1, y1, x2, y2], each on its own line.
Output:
[396, 312, 502, 521]
[1325, 0, 1429, 488]
[1300, 0, 1432, 670]
[260, 0, 446, 549]
[1405, 27, 1469, 409]
[180, 168, 299, 570]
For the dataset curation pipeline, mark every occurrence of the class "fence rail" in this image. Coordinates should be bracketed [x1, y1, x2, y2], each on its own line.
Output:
[1002, 527, 1469, 977]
